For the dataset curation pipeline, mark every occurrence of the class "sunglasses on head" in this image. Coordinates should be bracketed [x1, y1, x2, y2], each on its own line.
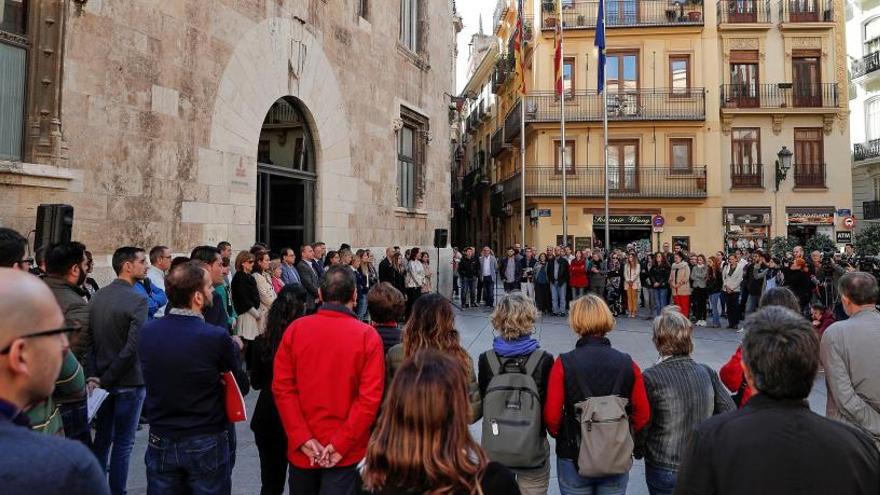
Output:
[0, 324, 81, 355]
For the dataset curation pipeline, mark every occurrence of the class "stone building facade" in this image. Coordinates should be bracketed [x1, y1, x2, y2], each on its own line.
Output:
[0, 0, 460, 267]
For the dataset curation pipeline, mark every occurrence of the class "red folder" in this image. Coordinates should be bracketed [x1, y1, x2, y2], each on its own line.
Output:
[222, 372, 247, 423]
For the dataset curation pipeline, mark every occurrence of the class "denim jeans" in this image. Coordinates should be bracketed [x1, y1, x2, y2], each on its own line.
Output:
[645, 465, 677, 495]
[145, 430, 231, 495]
[355, 292, 368, 320]
[557, 458, 629, 495]
[571, 286, 587, 300]
[652, 288, 670, 316]
[551, 283, 567, 314]
[93, 386, 146, 495]
[482, 276, 496, 307]
[708, 292, 722, 326]
[60, 399, 92, 448]
[520, 281, 535, 299]
[746, 293, 760, 314]
[461, 277, 477, 306]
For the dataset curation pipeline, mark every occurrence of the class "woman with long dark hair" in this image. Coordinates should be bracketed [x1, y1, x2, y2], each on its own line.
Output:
[250, 284, 307, 495]
[362, 350, 520, 495]
[404, 247, 427, 318]
[387, 293, 481, 422]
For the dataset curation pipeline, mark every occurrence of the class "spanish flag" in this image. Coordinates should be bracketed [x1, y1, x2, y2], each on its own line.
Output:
[514, 0, 526, 95]
[554, 0, 563, 96]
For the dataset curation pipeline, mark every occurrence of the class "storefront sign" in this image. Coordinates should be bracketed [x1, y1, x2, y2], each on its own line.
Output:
[836, 231, 853, 244]
[593, 215, 653, 226]
[786, 207, 835, 226]
[538, 209, 552, 218]
[575, 237, 592, 251]
[724, 207, 771, 226]
[837, 209, 852, 217]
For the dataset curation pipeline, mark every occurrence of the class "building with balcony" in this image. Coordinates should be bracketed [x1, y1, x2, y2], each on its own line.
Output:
[452, 0, 851, 254]
[850, 0, 880, 230]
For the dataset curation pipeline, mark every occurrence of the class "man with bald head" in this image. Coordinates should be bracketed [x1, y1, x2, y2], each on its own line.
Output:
[0, 268, 108, 494]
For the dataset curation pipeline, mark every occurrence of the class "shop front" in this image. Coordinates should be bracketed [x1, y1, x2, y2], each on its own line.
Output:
[786, 207, 835, 246]
[724, 207, 771, 253]
[592, 214, 653, 252]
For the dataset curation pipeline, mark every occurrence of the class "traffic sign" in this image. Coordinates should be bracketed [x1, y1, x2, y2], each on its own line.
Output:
[652, 215, 665, 228]
[843, 216, 856, 229]
[653, 226, 664, 233]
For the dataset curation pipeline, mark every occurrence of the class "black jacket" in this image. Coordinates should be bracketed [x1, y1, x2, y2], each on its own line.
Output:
[249, 336, 285, 439]
[87, 279, 148, 387]
[648, 264, 671, 289]
[458, 256, 480, 278]
[378, 258, 396, 284]
[674, 394, 880, 495]
[546, 256, 570, 285]
[230, 271, 260, 315]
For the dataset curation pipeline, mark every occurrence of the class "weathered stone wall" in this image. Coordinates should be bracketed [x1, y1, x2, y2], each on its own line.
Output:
[0, 0, 455, 262]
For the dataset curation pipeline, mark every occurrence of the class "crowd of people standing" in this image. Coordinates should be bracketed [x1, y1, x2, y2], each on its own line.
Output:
[2, 223, 880, 495]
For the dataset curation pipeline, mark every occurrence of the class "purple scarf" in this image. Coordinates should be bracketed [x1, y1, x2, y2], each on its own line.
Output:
[493, 335, 540, 357]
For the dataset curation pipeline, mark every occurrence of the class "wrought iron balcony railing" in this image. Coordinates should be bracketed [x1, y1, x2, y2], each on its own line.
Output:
[504, 100, 522, 144]
[793, 163, 826, 188]
[779, 0, 834, 23]
[719, 83, 838, 109]
[502, 166, 707, 199]
[853, 52, 880, 80]
[522, 89, 705, 122]
[540, 0, 704, 30]
[717, 0, 772, 23]
[730, 163, 764, 189]
[854, 140, 880, 162]
[490, 128, 505, 158]
[863, 200, 880, 221]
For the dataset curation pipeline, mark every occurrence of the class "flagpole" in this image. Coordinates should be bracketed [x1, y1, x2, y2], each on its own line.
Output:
[559, 0, 568, 247]
[602, 0, 609, 252]
[520, 92, 526, 249]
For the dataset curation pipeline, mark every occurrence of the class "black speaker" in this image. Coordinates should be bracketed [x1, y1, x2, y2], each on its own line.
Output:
[433, 228, 448, 248]
[35, 204, 74, 252]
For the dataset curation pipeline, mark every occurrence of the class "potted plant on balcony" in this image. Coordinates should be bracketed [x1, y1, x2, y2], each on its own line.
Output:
[686, 0, 703, 21]
[543, 0, 557, 28]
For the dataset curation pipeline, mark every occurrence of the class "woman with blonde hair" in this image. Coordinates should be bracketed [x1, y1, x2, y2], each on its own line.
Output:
[624, 252, 641, 318]
[387, 293, 481, 422]
[478, 292, 554, 495]
[544, 294, 650, 495]
[361, 350, 520, 494]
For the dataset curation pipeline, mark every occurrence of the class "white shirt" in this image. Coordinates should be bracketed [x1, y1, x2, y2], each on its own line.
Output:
[482, 256, 493, 277]
[147, 265, 166, 292]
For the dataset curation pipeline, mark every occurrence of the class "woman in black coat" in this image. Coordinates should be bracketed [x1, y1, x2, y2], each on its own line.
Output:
[250, 284, 307, 495]
[231, 251, 261, 367]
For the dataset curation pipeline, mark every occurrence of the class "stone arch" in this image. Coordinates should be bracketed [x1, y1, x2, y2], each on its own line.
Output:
[203, 16, 353, 248]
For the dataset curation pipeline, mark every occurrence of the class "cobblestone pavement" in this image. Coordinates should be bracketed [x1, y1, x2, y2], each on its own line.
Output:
[126, 297, 828, 494]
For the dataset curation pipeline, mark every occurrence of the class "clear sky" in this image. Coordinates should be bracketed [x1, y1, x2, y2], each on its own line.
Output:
[456, 0, 496, 93]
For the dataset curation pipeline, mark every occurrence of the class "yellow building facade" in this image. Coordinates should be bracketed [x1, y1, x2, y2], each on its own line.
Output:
[454, 0, 852, 255]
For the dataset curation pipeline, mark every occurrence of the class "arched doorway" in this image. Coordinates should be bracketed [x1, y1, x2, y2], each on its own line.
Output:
[255, 97, 316, 252]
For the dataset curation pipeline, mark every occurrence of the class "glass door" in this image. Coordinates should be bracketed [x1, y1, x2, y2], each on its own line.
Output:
[730, 62, 759, 107]
[608, 140, 639, 193]
[793, 57, 821, 107]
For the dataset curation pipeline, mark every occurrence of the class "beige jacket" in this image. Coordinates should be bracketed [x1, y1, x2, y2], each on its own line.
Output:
[254, 272, 277, 333]
[669, 262, 692, 296]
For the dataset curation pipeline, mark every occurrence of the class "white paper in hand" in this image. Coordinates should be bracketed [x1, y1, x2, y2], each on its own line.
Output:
[87, 388, 110, 422]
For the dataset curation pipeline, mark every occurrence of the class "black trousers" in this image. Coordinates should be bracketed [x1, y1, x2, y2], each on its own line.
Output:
[726, 291, 743, 328]
[405, 288, 422, 319]
[692, 287, 708, 321]
[254, 432, 290, 495]
[289, 464, 360, 495]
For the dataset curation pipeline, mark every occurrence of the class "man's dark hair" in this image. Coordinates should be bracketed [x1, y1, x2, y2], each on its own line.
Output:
[149, 245, 169, 264]
[217, 241, 231, 251]
[300, 244, 312, 255]
[320, 265, 356, 304]
[839, 272, 879, 306]
[281, 246, 294, 257]
[45, 241, 86, 277]
[0, 227, 27, 268]
[741, 306, 819, 400]
[758, 286, 800, 312]
[190, 245, 221, 265]
[170, 256, 190, 270]
[312, 241, 325, 249]
[112, 247, 145, 275]
[367, 282, 405, 322]
[339, 243, 351, 252]
[165, 261, 208, 309]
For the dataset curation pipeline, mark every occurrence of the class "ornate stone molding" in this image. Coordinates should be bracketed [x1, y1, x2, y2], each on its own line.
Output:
[772, 114, 784, 135]
[0, 160, 74, 189]
[823, 114, 835, 135]
[721, 114, 733, 135]
[25, 0, 69, 165]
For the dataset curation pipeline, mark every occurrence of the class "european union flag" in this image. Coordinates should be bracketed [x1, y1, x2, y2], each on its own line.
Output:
[595, 0, 606, 94]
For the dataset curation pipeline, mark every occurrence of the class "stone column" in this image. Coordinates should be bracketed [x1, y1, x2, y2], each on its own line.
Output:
[25, 0, 68, 165]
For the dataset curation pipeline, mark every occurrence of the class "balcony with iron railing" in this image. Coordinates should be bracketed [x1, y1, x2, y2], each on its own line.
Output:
[504, 100, 522, 144]
[719, 83, 838, 110]
[522, 88, 706, 122]
[717, 0, 772, 24]
[854, 139, 880, 162]
[490, 128, 505, 158]
[501, 166, 707, 199]
[863, 200, 880, 221]
[852, 52, 880, 81]
[540, 0, 704, 30]
[779, 0, 834, 24]
[730, 163, 764, 189]
[793, 163, 826, 188]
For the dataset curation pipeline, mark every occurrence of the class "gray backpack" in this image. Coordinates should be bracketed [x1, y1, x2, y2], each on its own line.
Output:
[480, 350, 549, 469]
[572, 370, 634, 477]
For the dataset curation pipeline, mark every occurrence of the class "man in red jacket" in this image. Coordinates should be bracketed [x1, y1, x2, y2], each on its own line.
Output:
[273, 265, 385, 494]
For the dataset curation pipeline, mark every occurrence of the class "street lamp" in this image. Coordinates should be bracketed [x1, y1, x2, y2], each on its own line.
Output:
[775, 146, 793, 192]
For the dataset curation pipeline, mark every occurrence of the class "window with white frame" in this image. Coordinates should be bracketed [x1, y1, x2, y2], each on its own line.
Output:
[867, 97, 880, 142]
[399, 0, 419, 52]
[397, 107, 429, 210]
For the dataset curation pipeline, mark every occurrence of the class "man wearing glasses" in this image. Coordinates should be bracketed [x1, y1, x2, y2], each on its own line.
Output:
[147, 245, 172, 293]
[0, 268, 109, 494]
[88, 246, 150, 495]
[0, 227, 31, 271]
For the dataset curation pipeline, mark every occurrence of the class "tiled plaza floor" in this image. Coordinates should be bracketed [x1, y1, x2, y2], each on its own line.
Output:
[125, 295, 828, 494]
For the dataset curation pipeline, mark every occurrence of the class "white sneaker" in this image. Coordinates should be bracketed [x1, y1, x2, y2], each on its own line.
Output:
[696, 320, 704, 327]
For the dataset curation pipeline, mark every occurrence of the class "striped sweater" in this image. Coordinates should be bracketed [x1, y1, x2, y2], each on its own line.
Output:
[635, 356, 735, 470]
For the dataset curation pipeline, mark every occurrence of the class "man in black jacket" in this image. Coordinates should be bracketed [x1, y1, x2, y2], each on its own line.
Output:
[190, 246, 231, 332]
[297, 244, 321, 313]
[675, 306, 880, 495]
[458, 247, 480, 308]
[546, 247, 570, 317]
[378, 247, 396, 284]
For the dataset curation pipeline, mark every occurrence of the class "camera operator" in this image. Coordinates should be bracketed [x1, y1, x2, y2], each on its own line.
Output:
[810, 250, 846, 310]
[744, 252, 768, 314]
[783, 246, 813, 315]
